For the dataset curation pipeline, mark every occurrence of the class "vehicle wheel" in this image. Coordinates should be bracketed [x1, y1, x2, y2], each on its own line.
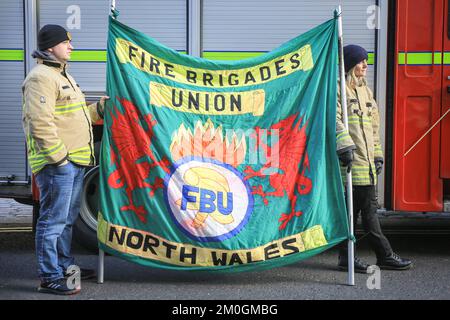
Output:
[73, 165, 100, 253]
[15, 198, 34, 206]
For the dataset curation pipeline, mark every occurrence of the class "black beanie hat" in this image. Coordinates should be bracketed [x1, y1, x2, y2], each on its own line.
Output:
[343, 44, 368, 73]
[38, 24, 71, 51]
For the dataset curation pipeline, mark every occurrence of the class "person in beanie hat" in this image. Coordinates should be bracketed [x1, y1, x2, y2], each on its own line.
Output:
[343, 44, 368, 73]
[38, 24, 72, 51]
[22, 25, 109, 295]
[335, 44, 412, 273]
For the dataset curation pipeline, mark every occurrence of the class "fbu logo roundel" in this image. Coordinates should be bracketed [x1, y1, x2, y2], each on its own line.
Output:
[164, 158, 253, 242]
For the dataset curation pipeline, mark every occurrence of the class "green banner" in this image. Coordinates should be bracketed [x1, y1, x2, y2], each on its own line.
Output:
[98, 15, 349, 272]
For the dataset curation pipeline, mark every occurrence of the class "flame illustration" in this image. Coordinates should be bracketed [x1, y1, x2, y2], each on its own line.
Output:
[170, 119, 246, 167]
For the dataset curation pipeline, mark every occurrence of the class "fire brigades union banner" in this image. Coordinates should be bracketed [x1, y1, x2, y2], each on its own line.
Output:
[97, 15, 349, 271]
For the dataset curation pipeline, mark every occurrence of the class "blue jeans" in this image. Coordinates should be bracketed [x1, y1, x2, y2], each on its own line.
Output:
[35, 161, 85, 282]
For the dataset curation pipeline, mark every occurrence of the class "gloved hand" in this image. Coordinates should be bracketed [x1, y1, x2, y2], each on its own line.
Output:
[97, 95, 110, 119]
[99, 95, 110, 109]
[375, 159, 383, 175]
[338, 150, 354, 173]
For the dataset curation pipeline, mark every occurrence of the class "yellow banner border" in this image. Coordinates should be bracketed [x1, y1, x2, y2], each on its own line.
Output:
[98, 212, 328, 268]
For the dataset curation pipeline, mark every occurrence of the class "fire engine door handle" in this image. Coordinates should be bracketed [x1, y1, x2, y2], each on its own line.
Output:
[448, 86, 450, 93]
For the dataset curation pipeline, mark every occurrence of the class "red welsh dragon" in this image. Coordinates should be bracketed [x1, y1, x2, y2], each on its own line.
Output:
[108, 98, 170, 223]
[244, 113, 312, 230]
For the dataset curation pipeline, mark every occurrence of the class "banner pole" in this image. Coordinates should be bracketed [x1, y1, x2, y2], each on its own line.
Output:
[336, 6, 355, 286]
[97, 249, 104, 284]
[98, 0, 114, 286]
[110, 0, 116, 17]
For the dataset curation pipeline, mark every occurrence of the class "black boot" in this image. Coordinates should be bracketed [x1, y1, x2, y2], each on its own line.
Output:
[338, 255, 370, 274]
[377, 252, 412, 270]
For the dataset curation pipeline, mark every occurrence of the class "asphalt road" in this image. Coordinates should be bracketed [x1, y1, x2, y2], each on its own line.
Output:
[0, 230, 449, 300]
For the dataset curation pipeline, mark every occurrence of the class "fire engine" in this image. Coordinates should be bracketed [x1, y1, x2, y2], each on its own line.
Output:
[0, 0, 448, 250]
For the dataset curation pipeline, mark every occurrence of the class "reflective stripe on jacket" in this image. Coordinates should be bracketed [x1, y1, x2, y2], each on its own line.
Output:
[336, 72, 384, 186]
[22, 59, 102, 173]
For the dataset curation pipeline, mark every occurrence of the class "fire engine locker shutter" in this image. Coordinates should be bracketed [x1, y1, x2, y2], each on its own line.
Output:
[202, 0, 377, 89]
[0, 0, 27, 182]
[393, 0, 443, 211]
[39, 0, 186, 93]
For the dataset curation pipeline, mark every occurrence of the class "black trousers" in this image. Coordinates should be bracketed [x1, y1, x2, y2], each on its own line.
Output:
[339, 185, 393, 260]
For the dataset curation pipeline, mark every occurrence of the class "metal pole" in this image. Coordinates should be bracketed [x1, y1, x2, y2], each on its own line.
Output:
[98, 249, 104, 284]
[337, 6, 355, 286]
[110, 0, 116, 16]
[97, 0, 114, 286]
[187, 0, 202, 57]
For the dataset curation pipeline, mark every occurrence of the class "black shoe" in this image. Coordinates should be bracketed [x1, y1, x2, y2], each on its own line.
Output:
[38, 278, 80, 295]
[64, 267, 96, 280]
[377, 252, 412, 270]
[338, 256, 370, 274]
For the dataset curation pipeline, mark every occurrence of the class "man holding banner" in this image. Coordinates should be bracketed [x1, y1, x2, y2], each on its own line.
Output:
[22, 24, 109, 295]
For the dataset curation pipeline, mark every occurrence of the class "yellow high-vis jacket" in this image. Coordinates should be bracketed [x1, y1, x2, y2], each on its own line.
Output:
[22, 59, 103, 173]
[336, 72, 384, 186]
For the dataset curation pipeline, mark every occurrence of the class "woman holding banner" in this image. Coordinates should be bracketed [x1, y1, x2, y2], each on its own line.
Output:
[335, 44, 412, 273]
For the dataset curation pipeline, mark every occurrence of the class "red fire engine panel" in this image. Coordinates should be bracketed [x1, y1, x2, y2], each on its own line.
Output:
[393, 0, 444, 211]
